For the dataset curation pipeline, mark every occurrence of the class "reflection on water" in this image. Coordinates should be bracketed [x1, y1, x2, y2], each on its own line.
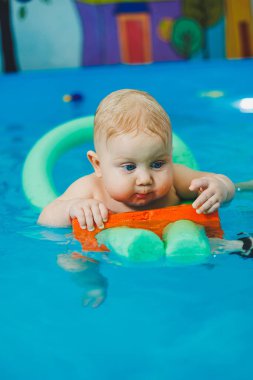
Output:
[17, 211, 253, 312]
[57, 253, 107, 308]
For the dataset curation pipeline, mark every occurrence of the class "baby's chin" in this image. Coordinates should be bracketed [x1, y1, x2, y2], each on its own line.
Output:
[125, 195, 161, 210]
[110, 191, 169, 211]
[127, 192, 172, 210]
[112, 197, 152, 211]
[129, 192, 154, 205]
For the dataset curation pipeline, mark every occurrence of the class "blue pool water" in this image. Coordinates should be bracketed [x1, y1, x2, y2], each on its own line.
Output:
[0, 60, 253, 380]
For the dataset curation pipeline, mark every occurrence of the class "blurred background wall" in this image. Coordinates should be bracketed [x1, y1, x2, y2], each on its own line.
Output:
[0, 0, 252, 73]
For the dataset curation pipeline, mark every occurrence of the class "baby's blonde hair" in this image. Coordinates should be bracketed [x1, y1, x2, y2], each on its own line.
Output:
[94, 89, 171, 149]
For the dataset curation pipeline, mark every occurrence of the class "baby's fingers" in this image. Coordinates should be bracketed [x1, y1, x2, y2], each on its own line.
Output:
[83, 206, 95, 231]
[194, 194, 219, 214]
[192, 189, 214, 210]
[70, 209, 87, 230]
[89, 202, 108, 230]
[91, 204, 104, 229]
[98, 203, 108, 223]
[204, 202, 220, 214]
[189, 177, 210, 192]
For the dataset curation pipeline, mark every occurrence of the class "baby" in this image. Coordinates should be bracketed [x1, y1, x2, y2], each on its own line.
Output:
[38, 89, 235, 230]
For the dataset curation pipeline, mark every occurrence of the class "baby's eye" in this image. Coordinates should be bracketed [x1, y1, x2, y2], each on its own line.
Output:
[122, 164, 136, 172]
[151, 161, 165, 169]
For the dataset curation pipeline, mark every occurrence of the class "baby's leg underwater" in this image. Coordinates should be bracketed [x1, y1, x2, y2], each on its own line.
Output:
[210, 234, 253, 258]
[235, 180, 253, 191]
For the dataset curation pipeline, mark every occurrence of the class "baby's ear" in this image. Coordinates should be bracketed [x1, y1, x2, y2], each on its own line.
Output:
[87, 150, 102, 177]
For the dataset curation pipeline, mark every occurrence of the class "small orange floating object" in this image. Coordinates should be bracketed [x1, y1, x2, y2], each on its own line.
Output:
[72, 204, 223, 252]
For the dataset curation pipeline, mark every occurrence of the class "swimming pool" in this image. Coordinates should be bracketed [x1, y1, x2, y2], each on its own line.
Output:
[1, 60, 253, 380]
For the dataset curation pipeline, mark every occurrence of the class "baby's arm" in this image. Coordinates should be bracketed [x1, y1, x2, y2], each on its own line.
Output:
[173, 164, 235, 214]
[38, 174, 108, 229]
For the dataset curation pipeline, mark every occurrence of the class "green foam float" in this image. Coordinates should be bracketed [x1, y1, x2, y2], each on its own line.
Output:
[22, 115, 211, 265]
[96, 227, 165, 263]
[95, 220, 211, 265]
[163, 220, 211, 265]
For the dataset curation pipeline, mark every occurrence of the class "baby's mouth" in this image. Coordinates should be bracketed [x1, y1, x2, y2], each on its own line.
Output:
[135, 192, 151, 200]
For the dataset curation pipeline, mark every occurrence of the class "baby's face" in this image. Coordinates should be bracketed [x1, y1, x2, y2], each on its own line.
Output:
[97, 131, 173, 208]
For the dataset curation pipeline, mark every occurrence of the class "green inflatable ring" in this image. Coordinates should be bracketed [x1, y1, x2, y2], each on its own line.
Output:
[22, 115, 198, 209]
[23, 116, 94, 209]
[22, 115, 211, 265]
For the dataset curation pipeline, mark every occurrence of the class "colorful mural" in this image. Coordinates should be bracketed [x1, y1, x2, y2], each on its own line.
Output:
[74, 0, 227, 64]
[0, 0, 52, 72]
[0, 0, 252, 73]
[0, 0, 18, 72]
[225, 0, 253, 58]
[74, 0, 182, 65]
[115, 3, 153, 64]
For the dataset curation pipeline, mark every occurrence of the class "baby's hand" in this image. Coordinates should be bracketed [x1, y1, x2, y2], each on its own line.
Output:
[189, 176, 229, 214]
[69, 199, 108, 231]
[83, 288, 106, 308]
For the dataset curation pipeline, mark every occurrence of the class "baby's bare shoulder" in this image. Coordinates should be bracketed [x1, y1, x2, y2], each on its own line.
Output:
[75, 173, 99, 186]
[59, 173, 100, 200]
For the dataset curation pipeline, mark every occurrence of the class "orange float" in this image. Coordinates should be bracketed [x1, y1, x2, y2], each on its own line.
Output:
[72, 204, 223, 252]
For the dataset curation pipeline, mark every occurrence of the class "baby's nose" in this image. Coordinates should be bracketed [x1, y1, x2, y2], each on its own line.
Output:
[136, 170, 152, 186]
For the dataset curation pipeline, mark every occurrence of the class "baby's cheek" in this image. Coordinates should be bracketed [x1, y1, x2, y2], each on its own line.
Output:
[105, 179, 132, 201]
[158, 173, 173, 192]
[108, 189, 131, 202]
